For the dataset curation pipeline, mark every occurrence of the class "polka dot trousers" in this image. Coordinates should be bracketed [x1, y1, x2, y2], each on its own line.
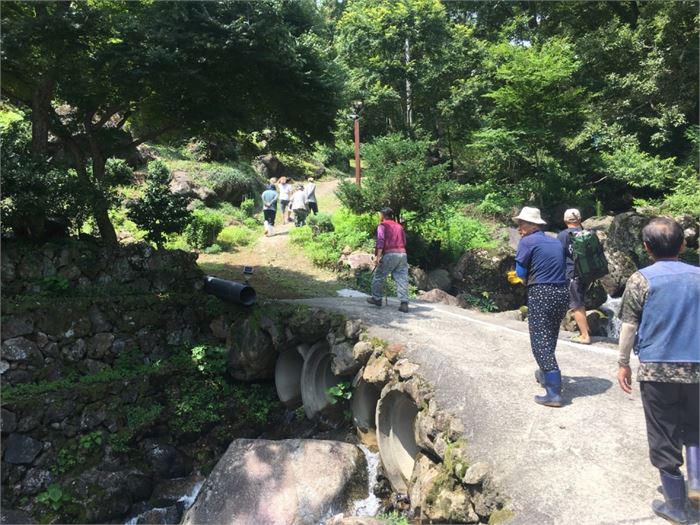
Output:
[527, 284, 569, 372]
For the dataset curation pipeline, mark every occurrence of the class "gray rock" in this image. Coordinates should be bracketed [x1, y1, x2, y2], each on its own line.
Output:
[344, 319, 362, 340]
[330, 340, 361, 376]
[4, 369, 33, 385]
[338, 251, 374, 273]
[83, 359, 109, 375]
[3, 433, 44, 464]
[170, 171, 193, 195]
[462, 461, 491, 485]
[87, 333, 115, 359]
[417, 288, 460, 306]
[89, 305, 113, 332]
[142, 439, 192, 479]
[427, 268, 452, 292]
[80, 403, 108, 430]
[182, 439, 366, 525]
[0, 508, 36, 524]
[410, 266, 431, 291]
[136, 506, 182, 525]
[1, 337, 42, 366]
[227, 317, 276, 381]
[1, 316, 34, 340]
[62, 338, 87, 362]
[1, 408, 17, 434]
[17, 412, 42, 432]
[192, 185, 217, 205]
[20, 467, 53, 495]
[394, 359, 420, 380]
[0, 360, 9, 374]
[35, 332, 49, 348]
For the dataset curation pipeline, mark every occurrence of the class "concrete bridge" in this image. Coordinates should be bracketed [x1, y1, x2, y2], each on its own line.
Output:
[291, 296, 673, 525]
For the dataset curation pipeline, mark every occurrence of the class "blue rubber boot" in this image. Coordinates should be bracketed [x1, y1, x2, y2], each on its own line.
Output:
[535, 369, 544, 386]
[534, 370, 562, 407]
[687, 445, 700, 508]
[652, 471, 688, 524]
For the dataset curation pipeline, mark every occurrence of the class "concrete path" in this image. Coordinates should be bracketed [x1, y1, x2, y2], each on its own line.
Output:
[289, 296, 694, 525]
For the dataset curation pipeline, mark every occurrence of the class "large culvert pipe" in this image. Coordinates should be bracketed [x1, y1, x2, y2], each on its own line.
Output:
[351, 378, 380, 433]
[203, 276, 256, 306]
[274, 349, 305, 409]
[376, 390, 420, 493]
[300, 341, 344, 420]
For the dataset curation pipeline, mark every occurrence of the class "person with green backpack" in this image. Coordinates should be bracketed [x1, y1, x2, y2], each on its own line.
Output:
[557, 208, 609, 344]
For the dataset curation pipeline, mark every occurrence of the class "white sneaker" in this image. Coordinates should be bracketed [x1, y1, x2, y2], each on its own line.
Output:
[268, 225, 274, 236]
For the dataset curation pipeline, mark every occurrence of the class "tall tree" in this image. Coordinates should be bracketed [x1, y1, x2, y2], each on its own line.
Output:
[1, 0, 342, 244]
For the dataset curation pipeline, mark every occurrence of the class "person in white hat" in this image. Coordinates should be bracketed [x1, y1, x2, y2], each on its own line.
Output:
[557, 208, 591, 344]
[513, 206, 569, 407]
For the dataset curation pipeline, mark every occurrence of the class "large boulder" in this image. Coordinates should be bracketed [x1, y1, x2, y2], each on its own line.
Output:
[451, 248, 527, 310]
[417, 289, 460, 307]
[182, 439, 367, 525]
[253, 154, 288, 180]
[676, 214, 699, 248]
[227, 317, 277, 381]
[338, 252, 374, 274]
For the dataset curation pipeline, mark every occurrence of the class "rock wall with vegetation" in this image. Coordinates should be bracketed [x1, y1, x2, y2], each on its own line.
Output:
[0, 240, 283, 524]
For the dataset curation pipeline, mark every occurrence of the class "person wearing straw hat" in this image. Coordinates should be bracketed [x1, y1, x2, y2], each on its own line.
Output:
[557, 208, 591, 344]
[513, 206, 569, 407]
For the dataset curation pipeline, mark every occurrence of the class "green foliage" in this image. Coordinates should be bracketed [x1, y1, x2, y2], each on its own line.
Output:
[217, 226, 255, 249]
[104, 158, 134, 187]
[0, 119, 90, 236]
[659, 174, 700, 216]
[185, 209, 225, 249]
[412, 208, 497, 263]
[327, 381, 352, 405]
[338, 134, 455, 220]
[126, 404, 163, 432]
[203, 243, 223, 254]
[230, 383, 279, 426]
[240, 198, 257, 218]
[208, 165, 264, 205]
[54, 431, 104, 476]
[36, 484, 73, 512]
[460, 291, 498, 312]
[307, 212, 334, 235]
[127, 161, 192, 248]
[34, 275, 71, 296]
[377, 511, 410, 525]
[290, 208, 376, 268]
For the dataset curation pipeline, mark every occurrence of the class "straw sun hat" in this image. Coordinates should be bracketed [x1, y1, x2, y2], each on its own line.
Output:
[513, 206, 546, 225]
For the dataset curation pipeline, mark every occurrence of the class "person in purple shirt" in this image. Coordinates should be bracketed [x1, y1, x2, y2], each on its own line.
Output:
[514, 206, 568, 407]
[367, 207, 409, 313]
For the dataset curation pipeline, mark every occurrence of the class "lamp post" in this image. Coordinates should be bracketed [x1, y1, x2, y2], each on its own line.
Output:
[349, 100, 363, 187]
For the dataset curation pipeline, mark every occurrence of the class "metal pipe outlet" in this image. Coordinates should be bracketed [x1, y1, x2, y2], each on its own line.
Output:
[203, 276, 256, 306]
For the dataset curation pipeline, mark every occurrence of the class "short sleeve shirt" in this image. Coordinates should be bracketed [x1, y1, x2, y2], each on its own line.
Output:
[557, 227, 581, 279]
[515, 230, 567, 286]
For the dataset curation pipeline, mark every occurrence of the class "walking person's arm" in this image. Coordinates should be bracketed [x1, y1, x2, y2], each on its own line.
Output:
[616, 272, 649, 394]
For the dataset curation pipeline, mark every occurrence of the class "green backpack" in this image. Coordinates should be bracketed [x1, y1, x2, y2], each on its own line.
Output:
[570, 229, 609, 281]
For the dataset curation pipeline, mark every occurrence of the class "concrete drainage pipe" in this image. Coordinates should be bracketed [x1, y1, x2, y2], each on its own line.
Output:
[300, 341, 343, 420]
[350, 378, 380, 432]
[376, 390, 420, 493]
[274, 348, 305, 409]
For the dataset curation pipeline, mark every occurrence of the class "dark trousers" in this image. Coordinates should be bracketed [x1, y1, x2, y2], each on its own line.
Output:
[308, 202, 318, 214]
[640, 381, 700, 475]
[263, 209, 276, 226]
[527, 284, 569, 372]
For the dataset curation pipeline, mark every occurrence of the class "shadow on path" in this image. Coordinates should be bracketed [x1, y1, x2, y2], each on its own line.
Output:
[562, 375, 613, 404]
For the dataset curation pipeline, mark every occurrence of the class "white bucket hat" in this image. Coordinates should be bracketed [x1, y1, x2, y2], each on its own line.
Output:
[513, 206, 546, 225]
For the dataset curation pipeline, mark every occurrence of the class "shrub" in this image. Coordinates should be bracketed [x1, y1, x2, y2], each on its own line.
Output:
[185, 209, 224, 249]
[217, 226, 255, 248]
[1, 119, 90, 236]
[105, 158, 134, 186]
[659, 172, 700, 216]
[127, 160, 192, 248]
[203, 243, 222, 254]
[208, 164, 262, 204]
[240, 198, 256, 218]
[307, 212, 334, 235]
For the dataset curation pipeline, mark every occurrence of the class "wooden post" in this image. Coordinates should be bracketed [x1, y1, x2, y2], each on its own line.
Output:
[354, 116, 361, 187]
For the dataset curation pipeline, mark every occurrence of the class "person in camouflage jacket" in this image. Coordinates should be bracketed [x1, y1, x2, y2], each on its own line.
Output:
[617, 217, 699, 524]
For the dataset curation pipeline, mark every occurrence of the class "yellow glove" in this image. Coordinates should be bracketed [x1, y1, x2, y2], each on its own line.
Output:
[507, 270, 523, 285]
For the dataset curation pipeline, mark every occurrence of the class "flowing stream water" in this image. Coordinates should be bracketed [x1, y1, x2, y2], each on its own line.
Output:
[599, 295, 623, 338]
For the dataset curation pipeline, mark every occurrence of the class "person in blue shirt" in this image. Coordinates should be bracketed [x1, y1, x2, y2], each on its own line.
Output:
[514, 207, 569, 407]
[261, 184, 278, 236]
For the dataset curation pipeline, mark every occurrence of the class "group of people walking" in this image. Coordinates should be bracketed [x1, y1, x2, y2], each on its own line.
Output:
[261, 176, 318, 235]
[365, 203, 698, 522]
[512, 206, 699, 524]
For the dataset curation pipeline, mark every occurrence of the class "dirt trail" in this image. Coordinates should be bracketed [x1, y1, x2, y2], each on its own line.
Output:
[198, 178, 350, 299]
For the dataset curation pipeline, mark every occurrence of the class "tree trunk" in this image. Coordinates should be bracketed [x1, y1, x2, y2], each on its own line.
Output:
[31, 76, 53, 159]
[91, 158, 118, 246]
[404, 36, 413, 132]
